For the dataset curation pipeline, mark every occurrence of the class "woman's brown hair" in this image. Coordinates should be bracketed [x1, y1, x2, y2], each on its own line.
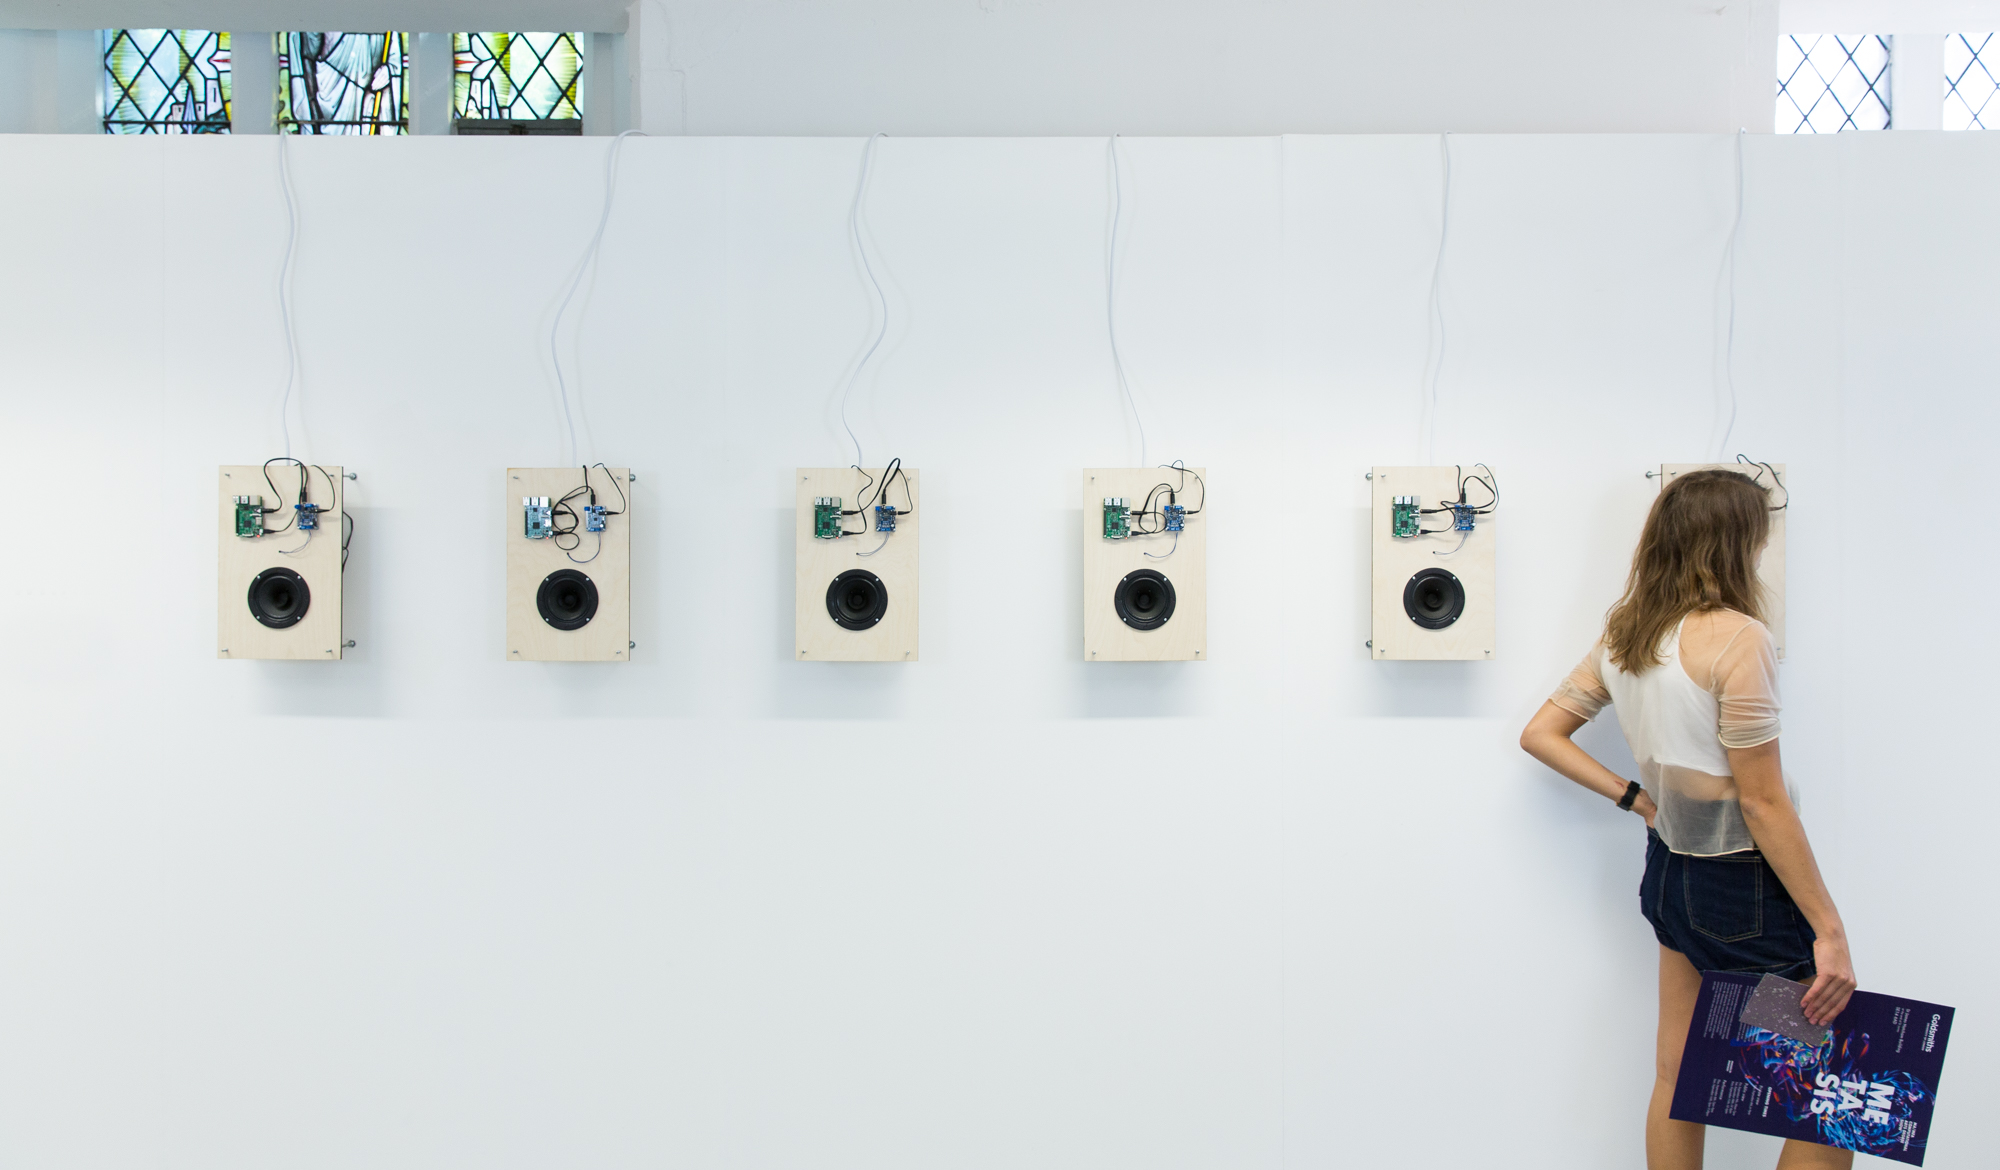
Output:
[1604, 469, 1771, 673]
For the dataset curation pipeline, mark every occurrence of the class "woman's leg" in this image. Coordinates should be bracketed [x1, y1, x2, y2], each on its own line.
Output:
[1775, 1140, 1853, 1168]
[1649, 945, 1705, 1170]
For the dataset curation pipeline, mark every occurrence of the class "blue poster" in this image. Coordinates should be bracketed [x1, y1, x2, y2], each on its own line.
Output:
[1672, 972, 1954, 1165]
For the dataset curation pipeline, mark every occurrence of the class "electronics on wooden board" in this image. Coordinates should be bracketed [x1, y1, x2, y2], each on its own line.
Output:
[1658, 460, 1787, 658]
[1084, 465, 1207, 662]
[219, 461, 350, 660]
[507, 466, 633, 662]
[796, 463, 919, 662]
[1369, 464, 1497, 661]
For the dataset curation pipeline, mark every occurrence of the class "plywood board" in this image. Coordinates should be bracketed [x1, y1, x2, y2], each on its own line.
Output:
[1659, 463, 1786, 658]
[1369, 465, 1497, 661]
[795, 467, 920, 662]
[1082, 468, 1208, 662]
[218, 464, 345, 660]
[505, 467, 632, 662]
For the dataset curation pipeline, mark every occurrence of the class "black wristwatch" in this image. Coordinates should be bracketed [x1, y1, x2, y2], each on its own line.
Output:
[1617, 781, 1642, 811]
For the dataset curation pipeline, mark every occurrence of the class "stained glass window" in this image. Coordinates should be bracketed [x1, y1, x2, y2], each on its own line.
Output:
[1776, 35, 1893, 133]
[278, 32, 408, 134]
[453, 32, 584, 121]
[102, 29, 231, 133]
[1945, 34, 1999, 130]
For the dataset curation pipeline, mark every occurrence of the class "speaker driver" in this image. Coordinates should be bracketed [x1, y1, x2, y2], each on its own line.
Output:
[826, 569, 888, 630]
[1403, 567, 1465, 629]
[1114, 569, 1176, 630]
[537, 569, 599, 630]
[247, 567, 311, 629]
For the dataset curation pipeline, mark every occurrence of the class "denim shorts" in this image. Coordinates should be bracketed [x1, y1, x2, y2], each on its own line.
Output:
[1640, 828, 1816, 980]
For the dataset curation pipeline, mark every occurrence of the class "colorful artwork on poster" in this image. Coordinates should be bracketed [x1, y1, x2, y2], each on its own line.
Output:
[1673, 972, 1954, 1165]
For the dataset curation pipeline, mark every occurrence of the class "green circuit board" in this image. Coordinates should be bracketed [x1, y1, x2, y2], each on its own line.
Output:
[1101, 498, 1130, 540]
[1391, 496, 1421, 538]
[233, 495, 263, 538]
[813, 497, 843, 539]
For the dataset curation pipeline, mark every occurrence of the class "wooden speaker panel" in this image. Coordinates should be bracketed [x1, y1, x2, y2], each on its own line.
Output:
[1082, 468, 1207, 662]
[1369, 465, 1496, 661]
[218, 463, 344, 661]
[506, 467, 632, 662]
[795, 467, 920, 662]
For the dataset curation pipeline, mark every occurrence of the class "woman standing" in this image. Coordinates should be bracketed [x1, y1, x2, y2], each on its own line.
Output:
[1520, 469, 1856, 1170]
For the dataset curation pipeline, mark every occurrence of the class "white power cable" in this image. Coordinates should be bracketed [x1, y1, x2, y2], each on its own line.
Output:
[1716, 128, 1745, 460]
[1107, 134, 1147, 469]
[550, 129, 644, 467]
[838, 132, 890, 470]
[275, 129, 301, 459]
[1420, 133, 1452, 465]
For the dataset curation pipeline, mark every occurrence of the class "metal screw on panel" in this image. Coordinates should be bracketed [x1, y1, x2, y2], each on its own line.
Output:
[344, 472, 357, 480]
[629, 641, 635, 649]
[1365, 640, 1373, 648]
[344, 640, 356, 647]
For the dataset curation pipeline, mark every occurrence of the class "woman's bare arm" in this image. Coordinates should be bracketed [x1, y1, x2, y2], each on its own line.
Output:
[1729, 738, 1856, 1025]
[1520, 700, 1658, 825]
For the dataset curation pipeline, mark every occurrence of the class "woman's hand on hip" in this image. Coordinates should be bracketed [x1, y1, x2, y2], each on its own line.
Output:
[1633, 790, 1658, 831]
[1803, 934, 1857, 1025]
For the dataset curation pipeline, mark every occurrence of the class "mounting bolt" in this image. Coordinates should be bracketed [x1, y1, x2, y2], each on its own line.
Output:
[628, 473, 637, 481]
[629, 641, 635, 649]
[344, 640, 356, 648]
[344, 472, 357, 481]
[1365, 472, 1373, 480]
[1365, 640, 1373, 648]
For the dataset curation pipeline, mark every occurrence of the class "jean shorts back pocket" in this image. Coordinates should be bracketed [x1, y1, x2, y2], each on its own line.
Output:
[1683, 855, 1764, 942]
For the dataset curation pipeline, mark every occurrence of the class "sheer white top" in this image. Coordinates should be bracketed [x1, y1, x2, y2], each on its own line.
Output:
[1550, 610, 1789, 856]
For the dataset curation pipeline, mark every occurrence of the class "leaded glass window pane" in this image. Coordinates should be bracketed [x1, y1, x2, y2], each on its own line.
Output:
[1776, 34, 1893, 133]
[453, 32, 584, 120]
[103, 29, 231, 133]
[1945, 34, 1999, 129]
[278, 32, 408, 134]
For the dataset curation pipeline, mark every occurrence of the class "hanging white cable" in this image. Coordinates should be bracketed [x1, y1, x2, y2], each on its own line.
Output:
[837, 132, 890, 470]
[550, 129, 644, 468]
[1419, 133, 1452, 465]
[1716, 129, 1745, 460]
[275, 130, 301, 459]
[1106, 134, 1147, 469]
[1433, 530, 1470, 557]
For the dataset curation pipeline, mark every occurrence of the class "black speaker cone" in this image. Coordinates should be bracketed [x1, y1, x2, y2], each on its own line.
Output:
[537, 569, 599, 630]
[1403, 567, 1465, 629]
[827, 569, 888, 630]
[247, 567, 311, 629]
[1114, 569, 1176, 630]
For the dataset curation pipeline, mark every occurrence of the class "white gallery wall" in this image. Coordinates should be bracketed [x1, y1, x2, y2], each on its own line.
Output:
[0, 131, 1993, 1168]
